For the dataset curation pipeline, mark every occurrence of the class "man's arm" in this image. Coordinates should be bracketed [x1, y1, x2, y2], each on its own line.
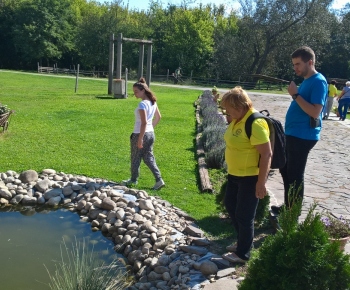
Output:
[288, 81, 324, 118]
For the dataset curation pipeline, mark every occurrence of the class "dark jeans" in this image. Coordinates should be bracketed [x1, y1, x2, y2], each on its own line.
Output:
[279, 135, 317, 207]
[338, 98, 350, 120]
[224, 174, 259, 260]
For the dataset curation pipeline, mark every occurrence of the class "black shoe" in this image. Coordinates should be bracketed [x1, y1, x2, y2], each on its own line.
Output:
[269, 214, 281, 233]
[271, 205, 282, 214]
[322, 116, 326, 120]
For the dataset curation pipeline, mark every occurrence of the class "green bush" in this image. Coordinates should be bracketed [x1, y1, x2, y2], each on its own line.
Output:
[255, 193, 270, 227]
[239, 198, 350, 290]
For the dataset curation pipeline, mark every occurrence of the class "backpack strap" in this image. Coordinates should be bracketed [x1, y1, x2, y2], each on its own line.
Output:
[245, 112, 265, 139]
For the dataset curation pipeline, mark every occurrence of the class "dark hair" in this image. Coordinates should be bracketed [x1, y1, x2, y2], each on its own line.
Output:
[331, 80, 336, 85]
[291, 46, 316, 63]
[133, 78, 157, 105]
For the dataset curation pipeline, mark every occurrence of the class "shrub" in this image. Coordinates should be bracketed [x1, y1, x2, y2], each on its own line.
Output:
[255, 193, 270, 227]
[239, 191, 350, 290]
[199, 92, 227, 169]
[205, 143, 226, 169]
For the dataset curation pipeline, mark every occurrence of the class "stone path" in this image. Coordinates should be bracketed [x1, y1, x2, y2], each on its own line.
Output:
[247, 92, 350, 254]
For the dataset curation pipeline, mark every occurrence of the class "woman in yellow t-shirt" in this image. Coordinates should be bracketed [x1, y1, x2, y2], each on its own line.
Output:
[323, 80, 338, 120]
[220, 86, 272, 263]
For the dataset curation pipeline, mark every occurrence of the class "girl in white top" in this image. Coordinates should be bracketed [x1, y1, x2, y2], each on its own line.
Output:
[122, 78, 165, 190]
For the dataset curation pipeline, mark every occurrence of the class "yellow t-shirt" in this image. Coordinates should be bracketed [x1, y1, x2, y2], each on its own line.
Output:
[224, 109, 270, 176]
[328, 84, 337, 97]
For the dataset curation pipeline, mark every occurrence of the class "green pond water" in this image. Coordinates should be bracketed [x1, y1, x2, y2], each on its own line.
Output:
[0, 207, 121, 290]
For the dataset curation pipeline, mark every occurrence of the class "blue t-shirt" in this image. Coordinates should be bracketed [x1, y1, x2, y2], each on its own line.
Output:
[285, 73, 327, 140]
[341, 86, 350, 100]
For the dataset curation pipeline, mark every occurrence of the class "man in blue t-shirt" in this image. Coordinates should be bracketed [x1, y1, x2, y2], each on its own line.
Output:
[272, 46, 327, 213]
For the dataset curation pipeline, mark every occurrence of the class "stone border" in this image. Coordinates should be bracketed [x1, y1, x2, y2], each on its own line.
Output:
[0, 169, 244, 290]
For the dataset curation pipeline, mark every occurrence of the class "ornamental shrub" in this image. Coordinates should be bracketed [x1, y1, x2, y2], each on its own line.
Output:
[199, 92, 226, 169]
[239, 192, 350, 290]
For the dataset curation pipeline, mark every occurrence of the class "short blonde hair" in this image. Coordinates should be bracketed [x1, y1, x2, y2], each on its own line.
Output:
[346, 81, 350, 87]
[220, 86, 252, 111]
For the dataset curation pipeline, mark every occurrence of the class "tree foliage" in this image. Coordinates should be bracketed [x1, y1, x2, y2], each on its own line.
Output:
[0, 0, 348, 80]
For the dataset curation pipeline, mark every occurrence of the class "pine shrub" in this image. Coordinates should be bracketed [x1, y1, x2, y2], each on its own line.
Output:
[239, 196, 350, 290]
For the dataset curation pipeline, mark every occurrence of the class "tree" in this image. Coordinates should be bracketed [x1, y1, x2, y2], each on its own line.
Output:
[224, 0, 334, 80]
[159, 6, 215, 77]
[319, 5, 350, 79]
[0, 0, 24, 68]
[11, 0, 76, 68]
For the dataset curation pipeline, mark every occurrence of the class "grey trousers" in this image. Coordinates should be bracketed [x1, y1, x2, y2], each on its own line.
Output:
[130, 132, 162, 182]
[324, 96, 334, 118]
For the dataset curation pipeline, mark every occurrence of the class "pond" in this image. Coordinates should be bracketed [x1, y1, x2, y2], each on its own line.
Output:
[0, 206, 121, 290]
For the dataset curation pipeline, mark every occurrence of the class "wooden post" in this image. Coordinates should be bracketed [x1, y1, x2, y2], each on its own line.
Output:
[145, 43, 152, 87]
[125, 68, 128, 98]
[138, 43, 144, 80]
[116, 33, 123, 79]
[75, 64, 80, 93]
[167, 69, 169, 81]
[108, 34, 115, 95]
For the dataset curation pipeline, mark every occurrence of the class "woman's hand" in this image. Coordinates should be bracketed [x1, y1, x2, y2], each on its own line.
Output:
[256, 181, 267, 199]
[137, 138, 143, 149]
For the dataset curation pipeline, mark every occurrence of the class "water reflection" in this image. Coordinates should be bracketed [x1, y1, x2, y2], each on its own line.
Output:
[0, 206, 122, 290]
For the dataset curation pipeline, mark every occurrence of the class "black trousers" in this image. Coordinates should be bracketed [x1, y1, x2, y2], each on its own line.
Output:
[279, 135, 317, 207]
[224, 174, 259, 260]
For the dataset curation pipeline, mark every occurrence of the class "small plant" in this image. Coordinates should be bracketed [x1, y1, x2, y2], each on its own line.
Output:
[321, 213, 350, 239]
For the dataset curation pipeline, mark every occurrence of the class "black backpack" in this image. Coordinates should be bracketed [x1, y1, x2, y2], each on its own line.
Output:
[245, 110, 286, 169]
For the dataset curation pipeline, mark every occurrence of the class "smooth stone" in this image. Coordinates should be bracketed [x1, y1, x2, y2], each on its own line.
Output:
[200, 260, 218, 276]
[19, 170, 38, 183]
[139, 199, 155, 211]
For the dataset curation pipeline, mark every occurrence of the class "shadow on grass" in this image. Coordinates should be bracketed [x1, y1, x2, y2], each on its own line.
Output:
[95, 95, 116, 99]
[197, 214, 275, 256]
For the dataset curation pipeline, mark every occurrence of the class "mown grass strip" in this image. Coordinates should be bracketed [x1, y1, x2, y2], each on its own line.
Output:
[0, 70, 233, 239]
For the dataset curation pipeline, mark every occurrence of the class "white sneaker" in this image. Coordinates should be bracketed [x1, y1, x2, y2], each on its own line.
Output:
[121, 179, 138, 186]
[152, 179, 165, 190]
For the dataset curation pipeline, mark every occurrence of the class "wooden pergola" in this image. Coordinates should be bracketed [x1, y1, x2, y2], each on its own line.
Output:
[108, 33, 153, 96]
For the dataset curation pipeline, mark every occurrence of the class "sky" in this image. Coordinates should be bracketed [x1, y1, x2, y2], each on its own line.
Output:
[96, 0, 348, 12]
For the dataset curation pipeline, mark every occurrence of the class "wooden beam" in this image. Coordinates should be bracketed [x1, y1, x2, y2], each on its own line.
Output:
[122, 37, 153, 44]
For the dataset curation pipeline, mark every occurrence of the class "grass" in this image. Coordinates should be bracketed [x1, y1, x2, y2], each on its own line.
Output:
[0, 70, 233, 241]
[44, 238, 131, 290]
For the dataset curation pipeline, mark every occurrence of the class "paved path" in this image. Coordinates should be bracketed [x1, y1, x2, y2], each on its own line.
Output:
[247, 92, 350, 253]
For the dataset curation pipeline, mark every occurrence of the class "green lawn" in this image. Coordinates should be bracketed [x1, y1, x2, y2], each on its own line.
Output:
[0, 70, 233, 241]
